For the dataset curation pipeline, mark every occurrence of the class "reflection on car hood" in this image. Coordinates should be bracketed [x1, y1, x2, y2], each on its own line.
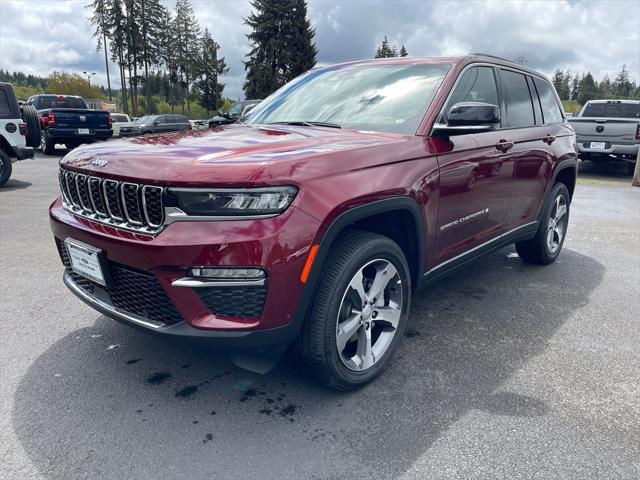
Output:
[60, 123, 409, 186]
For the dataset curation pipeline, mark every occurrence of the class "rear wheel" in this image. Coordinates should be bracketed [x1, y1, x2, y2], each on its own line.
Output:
[516, 182, 570, 264]
[20, 104, 41, 148]
[40, 130, 56, 155]
[0, 150, 12, 186]
[296, 231, 411, 390]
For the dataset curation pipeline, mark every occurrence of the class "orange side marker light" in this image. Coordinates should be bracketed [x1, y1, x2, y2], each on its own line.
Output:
[300, 244, 319, 284]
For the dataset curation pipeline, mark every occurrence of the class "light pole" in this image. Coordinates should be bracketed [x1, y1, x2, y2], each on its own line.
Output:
[83, 71, 97, 88]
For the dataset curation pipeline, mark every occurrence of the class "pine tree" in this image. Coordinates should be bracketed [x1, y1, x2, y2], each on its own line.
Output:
[286, 0, 317, 80]
[399, 44, 408, 57]
[173, 0, 200, 114]
[559, 71, 571, 101]
[87, 0, 113, 101]
[578, 72, 596, 105]
[570, 74, 579, 101]
[375, 35, 396, 58]
[138, 0, 166, 114]
[552, 70, 564, 99]
[612, 65, 633, 98]
[244, 0, 317, 99]
[193, 29, 229, 115]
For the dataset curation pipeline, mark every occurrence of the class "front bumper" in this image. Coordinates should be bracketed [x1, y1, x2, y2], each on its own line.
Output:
[50, 199, 320, 348]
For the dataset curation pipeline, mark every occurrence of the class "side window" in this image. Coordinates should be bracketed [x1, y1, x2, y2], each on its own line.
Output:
[533, 78, 563, 124]
[500, 69, 535, 128]
[441, 66, 499, 123]
[155, 116, 166, 124]
[0, 90, 10, 115]
[527, 76, 543, 125]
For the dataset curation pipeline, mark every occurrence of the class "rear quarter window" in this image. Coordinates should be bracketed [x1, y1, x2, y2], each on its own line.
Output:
[533, 78, 563, 124]
[500, 69, 535, 128]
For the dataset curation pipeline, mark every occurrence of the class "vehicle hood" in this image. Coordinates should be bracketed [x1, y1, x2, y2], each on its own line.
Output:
[60, 124, 410, 186]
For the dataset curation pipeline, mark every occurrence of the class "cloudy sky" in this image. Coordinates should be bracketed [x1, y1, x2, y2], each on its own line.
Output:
[1, 0, 638, 100]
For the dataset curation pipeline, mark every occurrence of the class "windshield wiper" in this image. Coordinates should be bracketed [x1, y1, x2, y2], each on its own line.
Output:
[267, 120, 341, 129]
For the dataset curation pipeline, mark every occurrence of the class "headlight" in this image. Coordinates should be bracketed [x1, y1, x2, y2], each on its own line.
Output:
[168, 186, 297, 217]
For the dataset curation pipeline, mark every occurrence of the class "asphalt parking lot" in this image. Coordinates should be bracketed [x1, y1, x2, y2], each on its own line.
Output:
[1, 153, 639, 479]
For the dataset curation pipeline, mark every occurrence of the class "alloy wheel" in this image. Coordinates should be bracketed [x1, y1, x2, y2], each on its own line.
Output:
[336, 258, 404, 371]
[547, 194, 567, 253]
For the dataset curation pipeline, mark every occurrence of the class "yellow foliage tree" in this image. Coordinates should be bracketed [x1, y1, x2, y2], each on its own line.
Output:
[46, 71, 104, 99]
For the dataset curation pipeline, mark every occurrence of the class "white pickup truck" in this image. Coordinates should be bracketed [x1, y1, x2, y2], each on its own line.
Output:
[568, 99, 640, 174]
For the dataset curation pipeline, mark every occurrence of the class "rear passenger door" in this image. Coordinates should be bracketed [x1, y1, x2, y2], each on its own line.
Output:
[498, 69, 568, 228]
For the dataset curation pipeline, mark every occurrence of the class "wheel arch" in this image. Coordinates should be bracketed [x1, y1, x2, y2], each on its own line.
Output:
[536, 159, 577, 222]
[287, 197, 425, 341]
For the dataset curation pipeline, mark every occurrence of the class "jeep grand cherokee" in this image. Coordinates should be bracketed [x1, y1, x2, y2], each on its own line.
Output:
[50, 55, 577, 390]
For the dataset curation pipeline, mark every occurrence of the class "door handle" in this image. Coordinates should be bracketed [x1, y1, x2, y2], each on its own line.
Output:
[543, 134, 556, 145]
[496, 139, 514, 152]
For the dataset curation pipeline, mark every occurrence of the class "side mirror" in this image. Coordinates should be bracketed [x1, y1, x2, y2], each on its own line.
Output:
[433, 102, 500, 136]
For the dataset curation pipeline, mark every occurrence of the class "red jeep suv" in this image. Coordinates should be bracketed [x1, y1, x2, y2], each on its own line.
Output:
[50, 55, 577, 390]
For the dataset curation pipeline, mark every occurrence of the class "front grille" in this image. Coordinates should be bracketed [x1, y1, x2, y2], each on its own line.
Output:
[58, 167, 164, 234]
[57, 240, 183, 325]
[195, 285, 267, 318]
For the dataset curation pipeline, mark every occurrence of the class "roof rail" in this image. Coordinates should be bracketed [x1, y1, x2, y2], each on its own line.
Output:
[469, 52, 515, 63]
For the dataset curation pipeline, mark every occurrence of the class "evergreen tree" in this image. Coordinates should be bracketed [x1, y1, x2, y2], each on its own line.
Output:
[570, 73, 579, 101]
[559, 71, 571, 101]
[612, 65, 633, 98]
[286, 0, 317, 80]
[173, 0, 201, 114]
[399, 44, 408, 57]
[87, 0, 113, 100]
[244, 0, 317, 99]
[193, 29, 229, 115]
[551, 70, 564, 98]
[578, 72, 596, 105]
[375, 35, 396, 58]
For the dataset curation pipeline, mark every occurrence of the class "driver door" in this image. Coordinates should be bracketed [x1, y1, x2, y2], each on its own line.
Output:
[433, 66, 513, 264]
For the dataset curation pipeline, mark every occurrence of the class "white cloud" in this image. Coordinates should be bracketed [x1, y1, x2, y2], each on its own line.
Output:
[0, 0, 638, 103]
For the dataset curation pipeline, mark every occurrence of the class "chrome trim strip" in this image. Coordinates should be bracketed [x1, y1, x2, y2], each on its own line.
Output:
[61, 200, 160, 235]
[121, 182, 143, 226]
[172, 277, 267, 288]
[103, 179, 124, 221]
[74, 174, 91, 211]
[424, 221, 538, 276]
[168, 186, 297, 194]
[141, 185, 164, 228]
[164, 206, 278, 224]
[88, 176, 107, 216]
[65, 171, 80, 208]
[63, 272, 165, 329]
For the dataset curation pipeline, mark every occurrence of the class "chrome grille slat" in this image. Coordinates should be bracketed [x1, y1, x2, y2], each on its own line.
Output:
[121, 182, 143, 225]
[58, 167, 164, 235]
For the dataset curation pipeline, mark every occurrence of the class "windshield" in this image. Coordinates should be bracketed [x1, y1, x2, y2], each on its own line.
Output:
[38, 96, 87, 109]
[582, 102, 640, 118]
[246, 63, 450, 135]
[228, 103, 244, 116]
[134, 115, 157, 125]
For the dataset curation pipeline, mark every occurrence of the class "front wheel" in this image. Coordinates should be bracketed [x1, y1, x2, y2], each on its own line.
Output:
[296, 231, 411, 390]
[516, 182, 570, 264]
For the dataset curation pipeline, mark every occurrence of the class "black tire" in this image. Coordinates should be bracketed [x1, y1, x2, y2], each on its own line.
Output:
[296, 231, 411, 390]
[20, 104, 41, 148]
[40, 129, 56, 155]
[516, 182, 571, 265]
[0, 150, 13, 186]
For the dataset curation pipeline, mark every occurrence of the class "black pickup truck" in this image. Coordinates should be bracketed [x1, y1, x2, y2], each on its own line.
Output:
[25, 94, 112, 155]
